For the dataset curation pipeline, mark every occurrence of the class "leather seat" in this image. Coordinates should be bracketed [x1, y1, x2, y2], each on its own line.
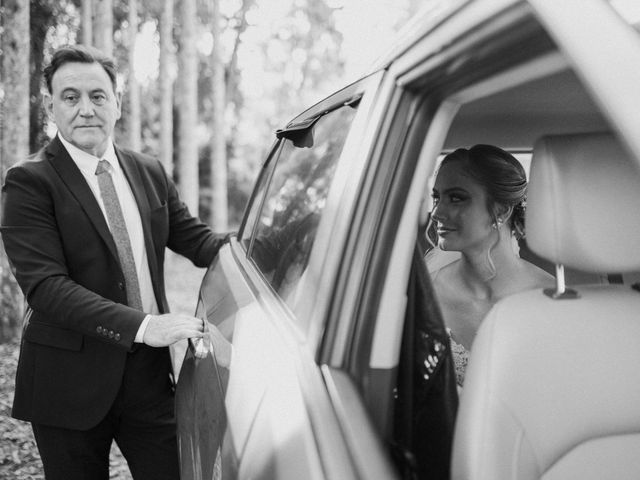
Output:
[451, 133, 640, 480]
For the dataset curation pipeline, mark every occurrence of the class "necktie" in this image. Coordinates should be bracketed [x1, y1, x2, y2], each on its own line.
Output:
[95, 160, 143, 310]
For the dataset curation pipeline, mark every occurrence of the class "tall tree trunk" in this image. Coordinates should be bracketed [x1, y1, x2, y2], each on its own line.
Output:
[127, 0, 141, 151]
[94, 0, 113, 56]
[1, 0, 29, 342]
[30, 0, 56, 153]
[159, 0, 175, 175]
[177, 0, 199, 215]
[226, 0, 253, 109]
[224, 0, 252, 191]
[81, 0, 93, 45]
[209, 0, 228, 229]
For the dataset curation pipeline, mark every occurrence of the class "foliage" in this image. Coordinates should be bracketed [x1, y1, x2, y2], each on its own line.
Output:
[0, 340, 43, 479]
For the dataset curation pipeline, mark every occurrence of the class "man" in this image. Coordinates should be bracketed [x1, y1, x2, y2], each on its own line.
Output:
[0, 45, 229, 479]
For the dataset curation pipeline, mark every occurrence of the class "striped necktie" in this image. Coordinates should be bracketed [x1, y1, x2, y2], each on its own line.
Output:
[95, 160, 143, 310]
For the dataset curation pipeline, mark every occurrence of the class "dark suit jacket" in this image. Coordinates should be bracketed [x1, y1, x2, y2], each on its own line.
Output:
[0, 136, 228, 430]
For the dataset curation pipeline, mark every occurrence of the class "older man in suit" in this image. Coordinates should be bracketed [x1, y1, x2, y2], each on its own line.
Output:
[0, 45, 229, 479]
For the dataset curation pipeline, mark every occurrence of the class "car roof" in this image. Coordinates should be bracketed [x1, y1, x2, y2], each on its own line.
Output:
[285, 0, 640, 160]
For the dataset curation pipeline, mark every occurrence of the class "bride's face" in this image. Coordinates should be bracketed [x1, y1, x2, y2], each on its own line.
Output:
[431, 160, 495, 254]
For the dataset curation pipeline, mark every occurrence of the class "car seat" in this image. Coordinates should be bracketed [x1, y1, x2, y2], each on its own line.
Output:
[450, 133, 640, 479]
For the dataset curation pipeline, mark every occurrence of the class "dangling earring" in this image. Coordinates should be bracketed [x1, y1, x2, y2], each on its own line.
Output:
[492, 218, 503, 229]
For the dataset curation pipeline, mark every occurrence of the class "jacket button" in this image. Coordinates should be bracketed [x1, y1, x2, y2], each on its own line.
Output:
[118, 282, 124, 290]
[108, 330, 114, 338]
[114, 333, 121, 341]
[96, 326, 103, 334]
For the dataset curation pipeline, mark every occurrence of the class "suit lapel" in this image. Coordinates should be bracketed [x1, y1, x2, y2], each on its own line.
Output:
[45, 137, 120, 263]
[116, 148, 161, 290]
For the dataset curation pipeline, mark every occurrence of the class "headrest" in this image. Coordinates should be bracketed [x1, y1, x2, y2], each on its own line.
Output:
[527, 133, 640, 273]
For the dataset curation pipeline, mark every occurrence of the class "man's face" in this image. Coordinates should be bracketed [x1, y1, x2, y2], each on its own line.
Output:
[45, 61, 121, 158]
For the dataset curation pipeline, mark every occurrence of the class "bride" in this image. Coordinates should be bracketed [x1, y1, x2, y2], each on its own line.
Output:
[426, 144, 553, 386]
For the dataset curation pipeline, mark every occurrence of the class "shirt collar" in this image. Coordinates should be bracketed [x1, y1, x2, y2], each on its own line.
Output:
[57, 134, 119, 176]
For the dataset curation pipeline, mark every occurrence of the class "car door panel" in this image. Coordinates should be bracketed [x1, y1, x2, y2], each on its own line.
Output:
[177, 339, 234, 480]
[321, 366, 399, 479]
[177, 248, 242, 480]
[178, 244, 364, 479]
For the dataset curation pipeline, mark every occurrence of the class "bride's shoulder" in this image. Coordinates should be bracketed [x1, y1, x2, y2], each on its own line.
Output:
[425, 247, 460, 278]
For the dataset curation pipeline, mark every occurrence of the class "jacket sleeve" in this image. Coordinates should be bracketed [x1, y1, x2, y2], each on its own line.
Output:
[1, 165, 144, 349]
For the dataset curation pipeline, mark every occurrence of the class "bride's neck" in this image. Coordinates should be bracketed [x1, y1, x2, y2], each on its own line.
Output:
[459, 236, 519, 297]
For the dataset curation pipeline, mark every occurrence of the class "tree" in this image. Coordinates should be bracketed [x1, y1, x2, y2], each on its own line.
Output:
[81, 0, 93, 45]
[208, 0, 227, 229]
[223, 0, 254, 227]
[30, 0, 71, 153]
[159, 0, 174, 175]
[176, 0, 199, 215]
[127, 0, 141, 151]
[1, 0, 29, 342]
[94, 0, 113, 55]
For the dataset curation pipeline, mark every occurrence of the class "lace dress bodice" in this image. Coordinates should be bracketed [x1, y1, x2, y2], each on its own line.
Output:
[447, 329, 469, 387]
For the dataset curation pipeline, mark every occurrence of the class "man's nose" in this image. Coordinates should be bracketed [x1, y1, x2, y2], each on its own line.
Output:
[78, 96, 95, 116]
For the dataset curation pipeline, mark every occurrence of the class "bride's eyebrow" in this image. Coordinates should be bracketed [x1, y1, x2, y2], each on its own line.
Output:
[441, 187, 469, 195]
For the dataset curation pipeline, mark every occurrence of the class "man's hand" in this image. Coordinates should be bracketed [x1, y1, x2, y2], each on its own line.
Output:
[143, 313, 205, 347]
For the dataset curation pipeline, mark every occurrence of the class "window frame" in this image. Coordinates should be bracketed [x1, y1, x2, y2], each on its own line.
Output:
[237, 140, 282, 250]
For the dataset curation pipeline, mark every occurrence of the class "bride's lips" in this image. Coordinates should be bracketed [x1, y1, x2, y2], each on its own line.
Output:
[437, 226, 456, 236]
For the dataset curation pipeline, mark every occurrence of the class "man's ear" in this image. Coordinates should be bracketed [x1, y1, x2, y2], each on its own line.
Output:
[115, 91, 123, 120]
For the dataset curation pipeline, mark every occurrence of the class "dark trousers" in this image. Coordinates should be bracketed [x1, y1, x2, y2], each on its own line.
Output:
[32, 346, 180, 480]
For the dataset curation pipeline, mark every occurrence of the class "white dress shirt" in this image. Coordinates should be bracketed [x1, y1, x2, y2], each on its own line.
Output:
[58, 134, 155, 342]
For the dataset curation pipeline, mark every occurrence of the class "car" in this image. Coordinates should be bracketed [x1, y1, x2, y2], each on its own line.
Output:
[175, 0, 640, 479]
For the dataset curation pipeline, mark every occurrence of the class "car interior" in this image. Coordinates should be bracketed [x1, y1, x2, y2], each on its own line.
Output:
[379, 31, 640, 480]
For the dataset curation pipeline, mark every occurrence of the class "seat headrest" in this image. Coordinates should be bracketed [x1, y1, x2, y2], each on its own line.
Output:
[527, 133, 640, 273]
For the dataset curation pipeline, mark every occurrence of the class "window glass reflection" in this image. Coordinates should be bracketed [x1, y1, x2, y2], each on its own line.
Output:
[249, 105, 357, 308]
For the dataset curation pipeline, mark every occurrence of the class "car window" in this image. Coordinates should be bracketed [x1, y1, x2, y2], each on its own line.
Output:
[247, 104, 358, 308]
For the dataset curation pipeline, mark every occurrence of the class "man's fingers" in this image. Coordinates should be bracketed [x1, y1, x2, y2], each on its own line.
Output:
[143, 314, 207, 347]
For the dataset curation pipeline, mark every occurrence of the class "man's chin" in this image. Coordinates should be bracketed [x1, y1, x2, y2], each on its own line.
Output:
[71, 136, 107, 157]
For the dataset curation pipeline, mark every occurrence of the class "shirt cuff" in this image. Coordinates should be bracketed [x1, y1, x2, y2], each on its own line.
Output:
[135, 314, 152, 343]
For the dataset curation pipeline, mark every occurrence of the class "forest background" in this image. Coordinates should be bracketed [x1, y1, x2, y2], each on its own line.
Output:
[0, 0, 423, 343]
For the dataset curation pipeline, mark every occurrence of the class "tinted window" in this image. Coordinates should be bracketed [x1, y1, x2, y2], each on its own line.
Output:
[248, 104, 357, 307]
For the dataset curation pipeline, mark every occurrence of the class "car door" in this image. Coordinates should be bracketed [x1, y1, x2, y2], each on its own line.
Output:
[176, 74, 398, 480]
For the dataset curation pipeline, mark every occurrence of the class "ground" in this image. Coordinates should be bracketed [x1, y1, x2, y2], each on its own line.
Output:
[0, 253, 206, 479]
